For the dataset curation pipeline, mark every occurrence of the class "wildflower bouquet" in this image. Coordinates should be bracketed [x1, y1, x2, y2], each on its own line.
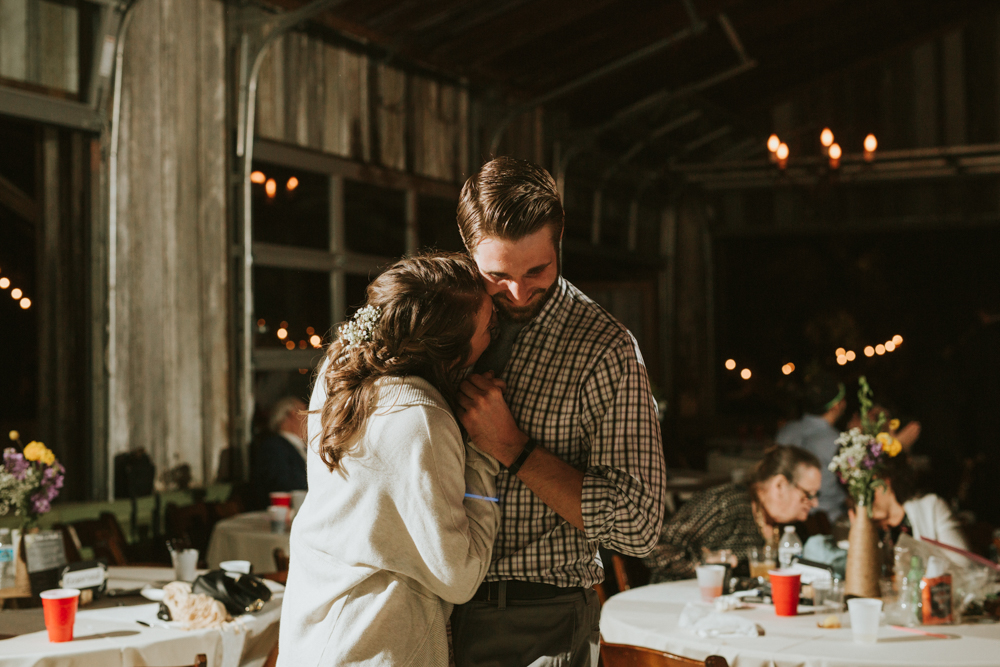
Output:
[829, 376, 903, 512]
[1, 431, 65, 529]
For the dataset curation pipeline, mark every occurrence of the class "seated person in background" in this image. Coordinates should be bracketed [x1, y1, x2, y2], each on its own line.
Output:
[249, 396, 308, 509]
[776, 371, 848, 523]
[644, 445, 822, 583]
[865, 453, 968, 551]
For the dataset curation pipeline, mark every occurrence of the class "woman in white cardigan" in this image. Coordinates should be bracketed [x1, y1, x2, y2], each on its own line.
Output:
[870, 454, 968, 550]
[278, 254, 500, 667]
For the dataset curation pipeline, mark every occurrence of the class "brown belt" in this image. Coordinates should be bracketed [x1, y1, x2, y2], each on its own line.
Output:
[470, 580, 584, 603]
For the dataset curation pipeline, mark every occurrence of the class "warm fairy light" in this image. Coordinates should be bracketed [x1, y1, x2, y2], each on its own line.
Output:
[776, 143, 789, 160]
[828, 143, 842, 160]
[767, 134, 781, 152]
[864, 346, 875, 357]
[285, 340, 295, 350]
[836, 354, 847, 366]
[280, 321, 288, 329]
[277, 328, 288, 340]
[835, 347, 846, 357]
[310, 334, 322, 348]
[251, 171, 266, 184]
[257, 318, 265, 327]
[10, 288, 22, 299]
[885, 341, 896, 352]
[846, 350, 856, 361]
[864, 134, 878, 152]
[0, 277, 9, 289]
[725, 359, 736, 370]
[265, 179, 277, 198]
[19, 297, 30, 309]
[298, 340, 307, 349]
[286, 177, 299, 191]
[740, 368, 752, 380]
[306, 326, 315, 335]
[782, 363, 794, 375]
[875, 344, 886, 355]
[892, 334, 903, 346]
[820, 128, 834, 147]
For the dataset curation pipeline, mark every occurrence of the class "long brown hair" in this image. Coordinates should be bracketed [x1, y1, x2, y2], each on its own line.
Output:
[316, 253, 485, 472]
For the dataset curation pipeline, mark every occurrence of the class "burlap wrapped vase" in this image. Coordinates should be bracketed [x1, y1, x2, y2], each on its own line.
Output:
[845, 503, 882, 598]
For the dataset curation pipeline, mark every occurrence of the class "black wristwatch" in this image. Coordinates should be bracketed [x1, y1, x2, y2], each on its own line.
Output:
[506, 438, 538, 476]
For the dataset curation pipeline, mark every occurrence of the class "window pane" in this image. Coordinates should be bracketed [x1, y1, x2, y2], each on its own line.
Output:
[344, 180, 406, 257]
[345, 272, 378, 320]
[251, 161, 329, 249]
[253, 267, 331, 349]
[418, 194, 464, 252]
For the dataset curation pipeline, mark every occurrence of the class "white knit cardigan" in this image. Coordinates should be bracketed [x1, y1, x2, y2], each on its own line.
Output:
[277, 372, 499, 666]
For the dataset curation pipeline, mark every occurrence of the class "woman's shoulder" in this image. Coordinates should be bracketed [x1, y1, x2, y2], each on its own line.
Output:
[373, 375, 450, 411]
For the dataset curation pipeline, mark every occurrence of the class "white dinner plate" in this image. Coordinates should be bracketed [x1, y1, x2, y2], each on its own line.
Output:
[140, 585, 166, 601]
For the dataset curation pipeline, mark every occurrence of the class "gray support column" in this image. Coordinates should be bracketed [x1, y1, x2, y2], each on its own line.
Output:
[329, 175, 345, 326]
[404, 188, 418, 256]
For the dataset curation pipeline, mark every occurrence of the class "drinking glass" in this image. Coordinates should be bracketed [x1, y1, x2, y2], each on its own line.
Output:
[749, 545, 776, 582]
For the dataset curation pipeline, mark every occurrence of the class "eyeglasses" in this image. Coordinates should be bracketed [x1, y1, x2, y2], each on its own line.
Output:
[794, 483, 820, 501]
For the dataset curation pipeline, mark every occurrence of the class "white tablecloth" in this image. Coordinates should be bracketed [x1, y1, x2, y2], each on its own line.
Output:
[206, 512, 290, 573]
[0, 566, 281, 667]
[600, 579, 1000, 667]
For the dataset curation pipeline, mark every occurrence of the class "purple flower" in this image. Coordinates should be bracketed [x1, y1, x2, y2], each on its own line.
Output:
[870, 440, 883, 457]
[3, 448, 29, 480]
[862, 456, 875, 470]
[30, 493, 51, 515]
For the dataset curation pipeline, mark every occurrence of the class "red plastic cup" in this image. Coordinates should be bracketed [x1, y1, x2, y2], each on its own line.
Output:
[769, 569, 801, 616]
[269, 492, 291, 507]
[40, 588, 80, 642]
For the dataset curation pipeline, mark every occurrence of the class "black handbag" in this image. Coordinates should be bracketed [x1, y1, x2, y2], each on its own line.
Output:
[191, 570, 272, 616]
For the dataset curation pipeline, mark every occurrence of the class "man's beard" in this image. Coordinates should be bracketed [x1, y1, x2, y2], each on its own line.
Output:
[492, 279, 558, 323]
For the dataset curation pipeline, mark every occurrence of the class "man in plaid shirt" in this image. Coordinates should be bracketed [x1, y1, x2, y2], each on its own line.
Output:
[452, 157, 667, 666]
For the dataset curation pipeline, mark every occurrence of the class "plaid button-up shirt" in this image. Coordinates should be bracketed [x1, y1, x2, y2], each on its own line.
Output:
[485, 276, 667, 588]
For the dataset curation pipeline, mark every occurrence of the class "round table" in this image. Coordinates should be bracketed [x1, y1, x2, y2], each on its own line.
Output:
[206, 511, 290, 573]
[0, 566, 282, 667]
[600, 579, 1000, 667]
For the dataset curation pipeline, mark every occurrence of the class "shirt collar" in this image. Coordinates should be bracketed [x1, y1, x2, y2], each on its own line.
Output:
[520, 275, 571, 334]
[280, 430, 307, 460]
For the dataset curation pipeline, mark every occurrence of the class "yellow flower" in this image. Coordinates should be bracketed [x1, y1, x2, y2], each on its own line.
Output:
[8, 430, 18, 441]
[889, 419, 900, 432]
[41, 449, 56, 466]
[23, 441, 51, 463]
[876, 432, 893, 448]
[886, 438, 902, 457]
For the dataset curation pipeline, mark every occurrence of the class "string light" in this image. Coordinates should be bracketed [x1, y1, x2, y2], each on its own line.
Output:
[280, 321, 288, 329]
[845, 350, 856, 361]
[309, 335, 322, 348]
[835, 347, 846, 357]
[875, 344, 886, 355]
[306, 326, 315, 335]
[257, 318, 265, 327]
[885, 340, 896, 352]
[781, 363, 795, 375]
[828, 142, 842, 168]
[0, 277, 9, 289]
[265, 179, 277, 198]
[250, 171, 266, 184]
[864, 346, 875, 357]
[277, 328, 288, 340]
[285, 341, 295, 350]
[836, 354, 847, 366]
[767, 134, 781, 153]
[298, 340, 307, 349]
[725, 359, 736, 370]
[892, 335, 903, 346]
[10, 288, 22, 299]
[740, 368, 752, 380]
[864, 134, 878, 152]
[286, 177, 299, 191]
[776, 143, 789, 161]
[19, 297, 30, 309]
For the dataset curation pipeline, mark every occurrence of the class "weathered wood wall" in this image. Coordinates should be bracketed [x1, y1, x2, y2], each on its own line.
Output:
[112, 0, 229, 487]
[0, 0, 78, 94]
[255, 32, 473, 183]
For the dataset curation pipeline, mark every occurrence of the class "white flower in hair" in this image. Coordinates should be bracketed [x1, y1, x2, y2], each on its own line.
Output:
[339, 305, 381, 349]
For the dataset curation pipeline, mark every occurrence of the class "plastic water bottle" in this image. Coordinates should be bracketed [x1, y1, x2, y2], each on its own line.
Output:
[0, 529, 15, 589]
[778, 525, 802, 568]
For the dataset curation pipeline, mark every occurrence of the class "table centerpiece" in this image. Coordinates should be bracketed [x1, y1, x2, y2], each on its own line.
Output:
[828, 377, 902, 598]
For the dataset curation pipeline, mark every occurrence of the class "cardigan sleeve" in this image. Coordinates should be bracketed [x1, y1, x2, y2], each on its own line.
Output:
[367, 401, 498, 604]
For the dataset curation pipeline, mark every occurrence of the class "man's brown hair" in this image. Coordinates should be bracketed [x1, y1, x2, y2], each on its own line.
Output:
[457, 156, 564, 251]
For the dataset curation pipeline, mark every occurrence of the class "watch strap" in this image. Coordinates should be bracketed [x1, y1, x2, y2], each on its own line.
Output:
[506, 438, 538, 476]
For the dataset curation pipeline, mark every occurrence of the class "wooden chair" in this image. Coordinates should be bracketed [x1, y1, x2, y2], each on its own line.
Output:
[56, 512, 131, 566]
[164, 501, 213, 563]
[261, 547, 289, 585]
[609, 552, 651, 594]
[600, 640, 729, 667]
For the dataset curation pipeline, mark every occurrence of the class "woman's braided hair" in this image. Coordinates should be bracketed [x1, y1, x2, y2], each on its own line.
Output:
[316, 252, 485, 472]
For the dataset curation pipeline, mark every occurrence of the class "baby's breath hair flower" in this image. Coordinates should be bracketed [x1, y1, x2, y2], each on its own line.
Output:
[339, 305, 381, 349]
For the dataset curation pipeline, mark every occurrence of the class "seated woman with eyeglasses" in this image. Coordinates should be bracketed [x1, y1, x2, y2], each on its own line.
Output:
[643, 445, 822, 583]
